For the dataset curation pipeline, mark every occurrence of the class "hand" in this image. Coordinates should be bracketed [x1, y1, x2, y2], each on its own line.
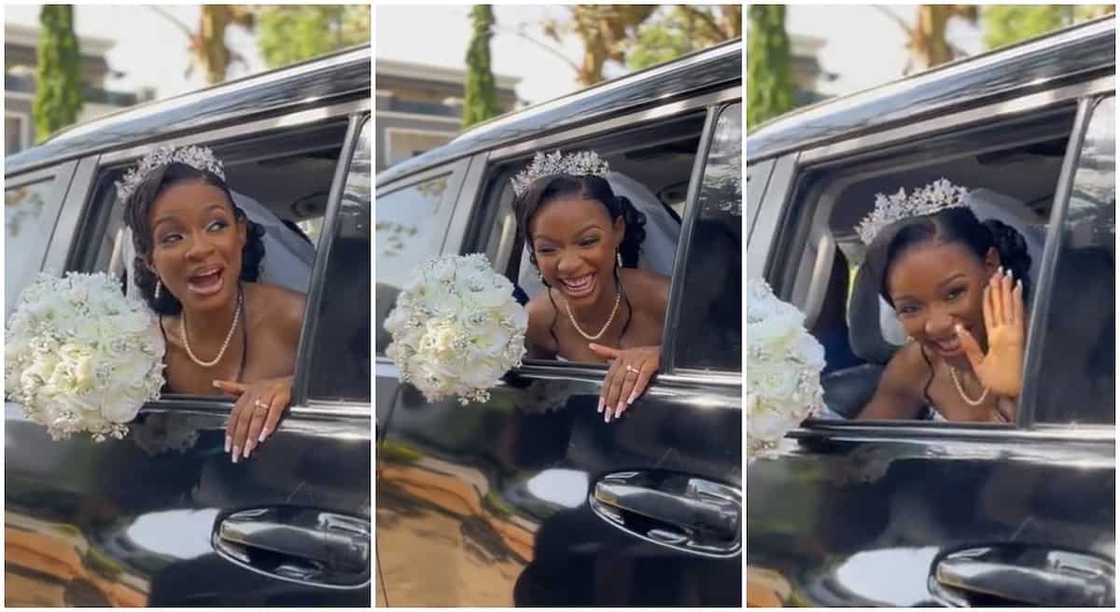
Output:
[213, 376, 293, 463]
[587, 343, 659, 423]
[955, 268, 1025, 399]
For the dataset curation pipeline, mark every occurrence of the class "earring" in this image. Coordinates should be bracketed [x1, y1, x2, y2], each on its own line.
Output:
[154, 280, 162, 299]
[536, 269, 543, 282]
[616, 252, 623, 269]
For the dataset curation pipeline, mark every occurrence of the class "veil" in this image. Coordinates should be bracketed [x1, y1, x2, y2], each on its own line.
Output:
[110, 190, 316, 301]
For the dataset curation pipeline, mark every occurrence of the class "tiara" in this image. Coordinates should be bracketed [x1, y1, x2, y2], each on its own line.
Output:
[854, 178, 970, 245]
[116, 145, 225, 203]
[510, 150, 610, 197]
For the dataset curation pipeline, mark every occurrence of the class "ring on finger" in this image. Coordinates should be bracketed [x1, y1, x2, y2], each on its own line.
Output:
[625, 364, 639, 375]
[254, 398, 267, 410]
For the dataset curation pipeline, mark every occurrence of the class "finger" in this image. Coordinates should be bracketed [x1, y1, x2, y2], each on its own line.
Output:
[243, 398, 269, 459]
[626, 361, 656, 408]
[231, 396, 255, 463]
[224, 397, 244, 453]
[614, 365, 641, 418]
[213, 379, 247, 397]
[599, 359, 621, 418]
[259, 392, 288, 443]
[956, 323, 984, 371]
[604, 363, 628, 424]
[990, 269, 1005, 325]
[588, 343, 621, 360]
[982, 284, 994, 335]
[1012, 279, 1024, 328]
[1002, 269, 1016, 325]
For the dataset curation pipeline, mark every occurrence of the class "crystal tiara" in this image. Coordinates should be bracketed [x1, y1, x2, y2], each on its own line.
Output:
[116, 145, 225, 203]
[854, 178, 970, 245]
[510, 150, 610, 197]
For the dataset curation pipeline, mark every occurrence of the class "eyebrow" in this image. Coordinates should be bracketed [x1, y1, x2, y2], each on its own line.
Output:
[534, 223, 604, 242]
[153, 202, 229, 229]
[893, 273, 970, 303]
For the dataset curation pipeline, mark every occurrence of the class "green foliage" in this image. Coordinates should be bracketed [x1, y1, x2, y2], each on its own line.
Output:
[33, 5, 83, 143]
[256, 5, 370, 70]
[982, 5, 1114, 51]
[627, 6, 741, 72]
[746, 5, 794, 129]
[462, 5, 502, 129]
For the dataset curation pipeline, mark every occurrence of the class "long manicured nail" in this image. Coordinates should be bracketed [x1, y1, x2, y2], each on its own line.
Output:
[258, 429, 269, 443]
[604, 409, 611, 423]
[243, 444, 252, 459]
[1007, 268, 1014, 280]
[224, 436, 231, 453]
[627, 392, 637, 405]
[597, 398, 604, 414]
[213, 380, 221, 388]
[1016, 279, 1022, 289]
[232, 448, 240, 463]
[616, 401, 625, 417]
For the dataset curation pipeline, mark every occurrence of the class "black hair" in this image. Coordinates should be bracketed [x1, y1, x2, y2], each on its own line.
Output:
[869, 206, 1032, 308]
[123, 162, 265, 315]
[513, 174, 648, 349]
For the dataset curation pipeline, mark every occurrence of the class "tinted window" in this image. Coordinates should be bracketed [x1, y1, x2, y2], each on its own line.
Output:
[5, 174, 67, 315]
[1034, 96, 1115, 425]
[375, 172, 453, 354]
[673, 103, 742, 371]
[308, 119, 372, 402]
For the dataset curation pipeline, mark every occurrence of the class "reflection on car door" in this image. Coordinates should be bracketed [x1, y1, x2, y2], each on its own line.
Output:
[375, 104, 742, 607]
[5, 116, 372, 607]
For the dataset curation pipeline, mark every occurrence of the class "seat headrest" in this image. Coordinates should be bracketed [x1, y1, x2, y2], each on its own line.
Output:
[847, 263, 901, 365]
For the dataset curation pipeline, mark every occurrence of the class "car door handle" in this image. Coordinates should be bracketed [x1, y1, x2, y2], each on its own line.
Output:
[934, 546, 1114, 607]
[590, 471, 740, 556]
[214, 507, 370, 587]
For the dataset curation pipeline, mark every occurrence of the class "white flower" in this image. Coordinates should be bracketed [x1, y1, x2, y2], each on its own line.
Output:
[746, 278, 826, 460]
[5, 272, 165, 441]
[384, 254, 527, 405]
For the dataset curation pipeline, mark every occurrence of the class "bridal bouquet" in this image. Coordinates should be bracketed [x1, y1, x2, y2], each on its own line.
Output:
[747, 278, 825, 459]
[5, 272, 165, 441]
[384, 253, 528, 405]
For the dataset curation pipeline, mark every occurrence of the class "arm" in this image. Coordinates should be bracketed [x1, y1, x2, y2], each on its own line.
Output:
[856, 342, 930, 420]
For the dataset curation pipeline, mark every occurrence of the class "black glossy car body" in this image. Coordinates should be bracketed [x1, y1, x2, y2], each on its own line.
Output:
[747, 19, 1115, 606]
[376, 41, 742, 606]
[5, 47, 371, 606]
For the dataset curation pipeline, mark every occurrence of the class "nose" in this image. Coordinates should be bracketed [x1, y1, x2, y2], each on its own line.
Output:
[556, 250, 580, 275]
[924, 305, 956, 338]
[184, 230, 216, 261]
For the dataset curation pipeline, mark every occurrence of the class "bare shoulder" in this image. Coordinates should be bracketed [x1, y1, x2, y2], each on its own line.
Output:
[247, 282, 306, 340]
[622, 268, 670, 312]
[858, 342, 930, 419]
[524, 289, 559, 356]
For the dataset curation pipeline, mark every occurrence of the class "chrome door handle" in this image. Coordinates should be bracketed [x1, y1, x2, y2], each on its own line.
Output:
[590, 471, 740, 556]
[214, 507, 369, 587]
[934, 546, 1114, 606]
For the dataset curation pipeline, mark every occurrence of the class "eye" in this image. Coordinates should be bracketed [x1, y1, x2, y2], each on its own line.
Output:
[535, 244, 556, 255]
[578, 236, 600, 247]
[158, 232, 182, 246]
[946, 288, 965, 301]
[897, 303, 921, 316]
[206, 219, 229, 232]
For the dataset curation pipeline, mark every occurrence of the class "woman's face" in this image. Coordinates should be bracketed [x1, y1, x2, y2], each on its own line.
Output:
[529, 195, 624, 306]
[887, 241, 998, 361]
[147, 180, 246, 312]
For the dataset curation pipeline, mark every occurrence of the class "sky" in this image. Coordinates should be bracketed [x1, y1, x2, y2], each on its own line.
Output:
[786, 5, 982, 97]
[5, 5, 267, 100]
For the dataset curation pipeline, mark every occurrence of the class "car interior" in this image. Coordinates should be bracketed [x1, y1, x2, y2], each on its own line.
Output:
[776, 106, 1085, 420]
[471, 112, 707, 364]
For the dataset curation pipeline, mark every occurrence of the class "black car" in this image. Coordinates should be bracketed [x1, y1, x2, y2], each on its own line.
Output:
[746, 18, 1115, 606]
[5, 47, 371, 606]
[375, 40, 742, 606]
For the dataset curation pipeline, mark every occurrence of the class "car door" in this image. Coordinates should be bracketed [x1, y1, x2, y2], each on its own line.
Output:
[746, 93, 1115, 606]
[5, 113, 372, 607]
[375, 101, 742, 607]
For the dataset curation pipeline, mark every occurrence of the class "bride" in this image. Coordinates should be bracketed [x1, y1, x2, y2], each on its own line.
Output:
[512, 151, 670, 423]
[119, 145, 310, 461]
[855, 179, 1029, 422]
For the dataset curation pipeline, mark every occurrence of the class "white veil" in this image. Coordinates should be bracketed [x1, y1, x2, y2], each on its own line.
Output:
[111, 190, 316, 301]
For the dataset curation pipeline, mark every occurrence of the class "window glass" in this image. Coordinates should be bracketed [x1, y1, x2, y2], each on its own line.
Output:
[375, 172, 453, 354]
[308, 119, 372, 402]
[1034, 96, 1115, 425]
[5, 175, 67, 315]
[673, 103, 742, 371]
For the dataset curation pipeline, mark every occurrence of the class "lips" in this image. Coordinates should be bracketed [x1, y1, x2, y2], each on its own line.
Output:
[186, 266, 224, 297]
[558, 273, 595, 298]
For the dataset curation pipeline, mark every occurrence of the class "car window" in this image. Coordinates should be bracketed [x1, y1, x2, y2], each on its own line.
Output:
[1032, 96, 1115, 425]
[673, 102, 742, 372]
[375, 171, 456, 355]
[5, 168, 72, 315]
[307, 119, 371, 402]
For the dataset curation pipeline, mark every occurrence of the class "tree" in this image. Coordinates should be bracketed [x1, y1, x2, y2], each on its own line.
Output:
[982, 5, 1114, 51]
[628, 6, 741, 71]
[33, 5, 83, 142]
[462, 5, 502, 129]
[746, 5, 793, 129]
[256, 5, 370, 69]
[151, 5, 256, 85]
[542, 5, 656, 86]
[875, 5, 977, 74]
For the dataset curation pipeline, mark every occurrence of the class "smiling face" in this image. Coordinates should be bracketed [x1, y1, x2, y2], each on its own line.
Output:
[528, 195, 624, 305]
[886, 241, 998, 362]
[147, 180, 246, 312]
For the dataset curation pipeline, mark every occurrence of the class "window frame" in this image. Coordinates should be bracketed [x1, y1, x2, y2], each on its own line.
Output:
[59, 99, 371, 420]
[450, 89, 743, 390]
[748, 82, 1115, 443]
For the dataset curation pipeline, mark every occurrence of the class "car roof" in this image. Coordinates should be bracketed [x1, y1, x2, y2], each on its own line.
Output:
[747, 16, 1114, 163]
[377, 39, 742, 186]
[6, 45, 371, 176]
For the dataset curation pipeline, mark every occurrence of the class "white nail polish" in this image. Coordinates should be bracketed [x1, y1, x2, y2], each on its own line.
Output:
[597, 398, 604, 413]
[604, 409, 610, 423]
[224, 436, 231, 453]
[258, 430, 268, 443]
[232, 449, 239, 464]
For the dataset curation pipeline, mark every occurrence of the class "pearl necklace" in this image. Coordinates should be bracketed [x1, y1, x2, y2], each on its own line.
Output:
[564, 289, 621, 341]
[181, 289, 243, 368]
[949, 366, 989, 406]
